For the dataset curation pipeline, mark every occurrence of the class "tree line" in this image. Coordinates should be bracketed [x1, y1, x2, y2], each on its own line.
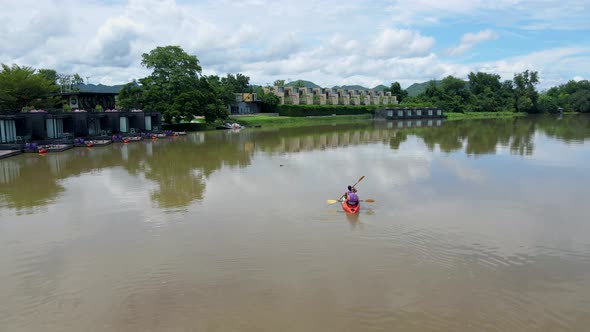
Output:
[2, 45, 589, 122]
[388, 70, 590, 113]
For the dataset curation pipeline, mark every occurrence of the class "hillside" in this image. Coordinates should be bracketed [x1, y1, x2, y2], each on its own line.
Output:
[285, 80, 321, 88]
[78, 83, 126, 93]
[406, 80, 442, 97]
[331, 84, 389, 91]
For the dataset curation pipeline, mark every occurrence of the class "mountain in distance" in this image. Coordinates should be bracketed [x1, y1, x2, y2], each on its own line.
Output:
[285, 80, 321, 88]
[406, 80, 442, 97]
[331, 84, 389, 91]
[77, 83, 127, 93]
[76, 80, 460, 97]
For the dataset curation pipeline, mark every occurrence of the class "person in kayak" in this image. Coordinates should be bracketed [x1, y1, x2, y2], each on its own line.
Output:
[345, 185, 359, 206]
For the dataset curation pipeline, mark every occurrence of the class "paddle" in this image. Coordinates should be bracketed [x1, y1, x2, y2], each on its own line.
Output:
[343, 175, 364, 198]
[326, 176, 366, 204]
[326, 199, 375, 204]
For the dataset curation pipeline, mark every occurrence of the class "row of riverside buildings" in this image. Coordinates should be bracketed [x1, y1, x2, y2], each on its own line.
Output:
[0, 90, 162, 149]
[229, 87, 398, 115]
[263, 86, 398, 106]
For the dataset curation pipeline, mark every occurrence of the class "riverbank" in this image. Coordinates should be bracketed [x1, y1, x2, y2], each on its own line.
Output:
[230, 112, 528, 128]
[445, 111, 526, 121]
[230, 114, 373, 128]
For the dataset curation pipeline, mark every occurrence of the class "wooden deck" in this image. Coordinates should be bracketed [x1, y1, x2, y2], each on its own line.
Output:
[0, 150, 21, 160]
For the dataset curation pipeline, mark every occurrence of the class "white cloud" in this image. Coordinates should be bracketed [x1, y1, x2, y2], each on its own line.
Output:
[385, 0, 590, 30]
[446, 29, 499, 56]
[0, 0, 588, 89]
[369, 28, 435, 58]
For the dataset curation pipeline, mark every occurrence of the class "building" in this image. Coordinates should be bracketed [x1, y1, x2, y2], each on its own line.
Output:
[0, 111, 162, 148]
[263, 86, 397, 105]
[374, 107, 444, 120]
[228, 93, 262, 114]
[59, 91, 118, 110]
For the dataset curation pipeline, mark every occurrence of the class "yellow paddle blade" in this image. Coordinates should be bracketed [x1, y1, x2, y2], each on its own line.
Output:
[364, 199, 375, 203]
[326, 199, 339, 204]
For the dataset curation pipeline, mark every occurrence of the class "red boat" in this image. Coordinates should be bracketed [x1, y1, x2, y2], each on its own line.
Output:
[342, 200, 360, 214]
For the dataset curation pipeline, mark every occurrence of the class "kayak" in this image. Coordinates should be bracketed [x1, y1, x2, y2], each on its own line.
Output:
[342, 200, 360, 214]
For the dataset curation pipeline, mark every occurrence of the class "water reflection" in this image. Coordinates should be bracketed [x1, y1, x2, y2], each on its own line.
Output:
[1, 115, 589, 213]
[1, 115, 590, 331]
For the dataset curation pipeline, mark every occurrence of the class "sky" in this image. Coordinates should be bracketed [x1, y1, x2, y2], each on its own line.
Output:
[0, 0, 589, 89]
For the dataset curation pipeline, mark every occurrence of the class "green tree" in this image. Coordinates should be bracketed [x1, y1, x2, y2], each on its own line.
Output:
[537, 94, 558, 113]
[129, 45, 228, 123]
[221, 73, 252, 93]
[389, 81, 408, 103]
[118, 80, 144, 110]
[468, 72, 501, 95]
[513, 70, 539, 112]
[57, 73, 83, 93]
[255, 86, 280, 112]
[37, 69, 58, 86]
[0, 64, 59, 111]
[293, 80, 306, 88]
[274, 79, 285, 87]
[569, 89, 590, 113]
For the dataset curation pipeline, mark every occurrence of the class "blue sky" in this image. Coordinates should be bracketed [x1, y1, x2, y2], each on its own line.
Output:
[0, 0, 588, 89]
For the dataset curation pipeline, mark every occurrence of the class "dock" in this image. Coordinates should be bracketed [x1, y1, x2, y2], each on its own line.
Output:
[0, 150, 21, 160]
[375, 107, 445, 120]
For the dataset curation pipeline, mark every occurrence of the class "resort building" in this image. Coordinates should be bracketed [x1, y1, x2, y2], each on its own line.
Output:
[0, 110, 162, 148]
[263, 86, 398, 105]
[228, 93, 262, 114]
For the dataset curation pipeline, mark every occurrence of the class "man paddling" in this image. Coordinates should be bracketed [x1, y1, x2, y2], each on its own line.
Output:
[345, 185, 359, 206]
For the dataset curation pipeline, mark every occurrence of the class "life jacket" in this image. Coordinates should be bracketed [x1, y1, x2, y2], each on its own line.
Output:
[347, 192, 359, 204]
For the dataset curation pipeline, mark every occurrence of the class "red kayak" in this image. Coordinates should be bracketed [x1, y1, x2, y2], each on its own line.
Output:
[342, 200, 360, 214]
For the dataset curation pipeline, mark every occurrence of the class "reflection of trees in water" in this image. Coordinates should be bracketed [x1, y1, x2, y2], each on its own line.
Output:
[391, 118, 542, 156]
[253, 124, 393, 153]
[142, 135, 252, 209]
[2, 116, 589, 211]
[0, 137, 253, 212]
[535, 114, 590, 143]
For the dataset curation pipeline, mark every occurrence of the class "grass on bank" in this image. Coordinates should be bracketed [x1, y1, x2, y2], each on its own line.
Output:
[169, 111, 533, 131]
[444, 111, 526, 121]
[230, 114, 373, 128]
[232, 112, 527, 127]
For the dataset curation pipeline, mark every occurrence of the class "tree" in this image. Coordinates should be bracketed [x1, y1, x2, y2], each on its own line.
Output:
[537, 94, 558, 113]
[126, 45, 228, 123]
[293, 80, 306, 88]
[0, 64, 59, 111]
[38, 69, 58, 86]
[255, 86, 280, 112]
[389, 81, 408, 103]
[221, 73, 252, 93]
[118, 80, 144, 110]
[513, 70, 539, 112]
[273, 79, 285, 87]
[57, 73, 83, 93]
[569, 89, 590, 113]
[468, 72, 501, 95]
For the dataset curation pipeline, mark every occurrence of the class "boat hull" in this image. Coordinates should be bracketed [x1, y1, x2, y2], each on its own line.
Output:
[342, 200, 360, 214]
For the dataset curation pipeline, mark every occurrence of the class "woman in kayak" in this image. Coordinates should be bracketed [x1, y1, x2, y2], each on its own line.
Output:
[345, 185, 359, 206]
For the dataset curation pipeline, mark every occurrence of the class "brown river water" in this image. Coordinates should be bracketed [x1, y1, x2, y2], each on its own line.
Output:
[1, 115, 590, 331]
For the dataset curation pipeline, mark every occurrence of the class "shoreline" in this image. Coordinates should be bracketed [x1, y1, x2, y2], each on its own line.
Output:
[232, 112, 531, 128]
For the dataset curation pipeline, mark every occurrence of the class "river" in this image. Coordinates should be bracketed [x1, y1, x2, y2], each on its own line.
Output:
[1, 115, 589, 331]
